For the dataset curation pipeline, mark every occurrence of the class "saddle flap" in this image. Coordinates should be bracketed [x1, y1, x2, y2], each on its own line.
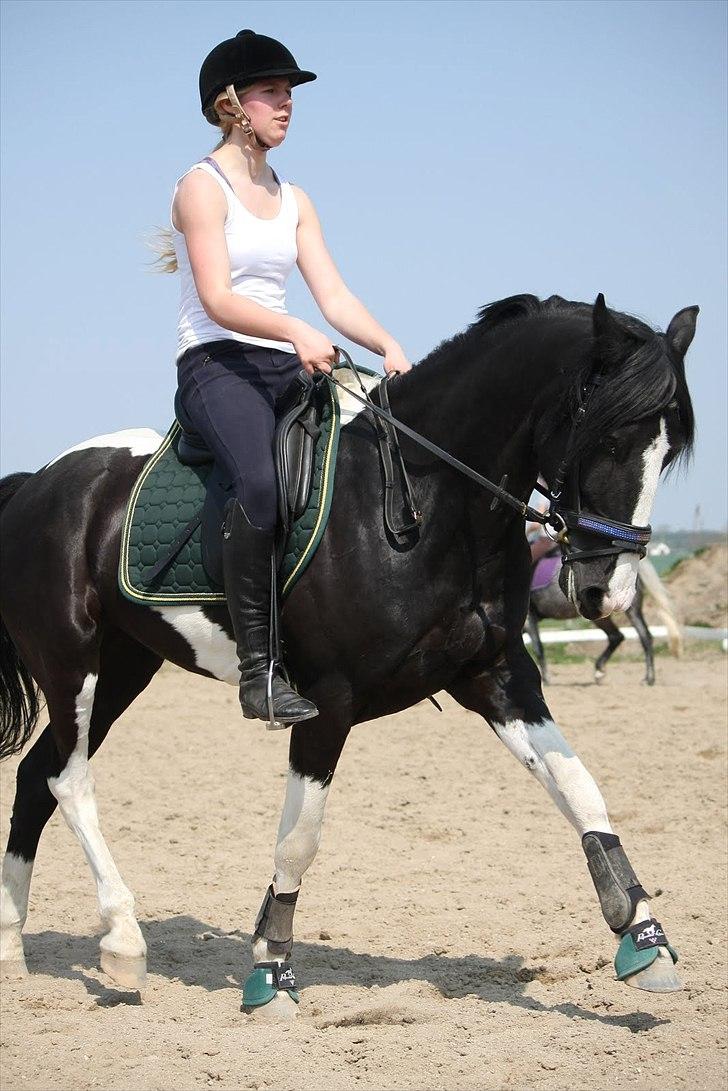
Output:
[275, 371, 323, 534]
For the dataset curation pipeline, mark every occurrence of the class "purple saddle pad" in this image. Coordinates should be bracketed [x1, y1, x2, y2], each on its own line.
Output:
[531, 554, 560, 592]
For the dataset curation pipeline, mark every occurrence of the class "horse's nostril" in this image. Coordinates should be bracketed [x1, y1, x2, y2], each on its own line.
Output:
[577, 585, 606, 620]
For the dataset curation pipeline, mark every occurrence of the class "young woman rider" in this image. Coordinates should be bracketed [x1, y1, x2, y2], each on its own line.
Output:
[167, 30, 411, 727]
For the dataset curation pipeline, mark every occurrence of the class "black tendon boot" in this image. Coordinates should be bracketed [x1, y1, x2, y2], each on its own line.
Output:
[222, 499, 319, 725]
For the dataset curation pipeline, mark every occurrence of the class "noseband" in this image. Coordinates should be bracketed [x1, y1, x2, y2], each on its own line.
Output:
[534, 374, 652, 565]
[326, 350, 652, 567]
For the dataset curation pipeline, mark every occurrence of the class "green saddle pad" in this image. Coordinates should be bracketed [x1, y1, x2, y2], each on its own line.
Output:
[118, 373, 346, 607]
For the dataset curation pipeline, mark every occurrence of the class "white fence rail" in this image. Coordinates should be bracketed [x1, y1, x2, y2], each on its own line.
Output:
[524, 625, 727, 649]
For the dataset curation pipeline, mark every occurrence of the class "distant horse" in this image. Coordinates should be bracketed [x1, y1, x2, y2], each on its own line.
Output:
[527, 548, 682, 684]
[0, 294, 696, 1014]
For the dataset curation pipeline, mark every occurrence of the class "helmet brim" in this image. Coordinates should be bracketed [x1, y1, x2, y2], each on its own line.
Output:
[202, 68, 317, 113]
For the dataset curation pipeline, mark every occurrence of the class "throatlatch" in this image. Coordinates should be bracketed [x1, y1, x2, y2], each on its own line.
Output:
[254, 884, 298, 955]
[581, 831, 649, 934]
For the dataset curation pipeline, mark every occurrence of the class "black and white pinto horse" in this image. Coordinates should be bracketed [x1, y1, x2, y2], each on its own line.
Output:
[527, 552, 682, 685]
[0, 294, 697, 1012]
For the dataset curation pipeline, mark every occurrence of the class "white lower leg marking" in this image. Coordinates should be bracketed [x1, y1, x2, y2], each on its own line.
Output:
[252, 771, 330, 964]
[155, 606, 239, 685]
[274, 772, 331, 893]
[47, 673, 145, 960]
[630, 898, 651, 928]
[605, 418, 669, 613]
[494, 718, 613, 835]
[0, 853, 33, 963]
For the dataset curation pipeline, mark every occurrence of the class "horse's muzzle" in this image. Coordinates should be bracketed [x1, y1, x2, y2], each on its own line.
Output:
[576, 585, 611, 621]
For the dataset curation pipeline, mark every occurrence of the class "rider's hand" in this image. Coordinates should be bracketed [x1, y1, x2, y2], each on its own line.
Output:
[289, 321, 336, 375]
[383, 342, 412, 375]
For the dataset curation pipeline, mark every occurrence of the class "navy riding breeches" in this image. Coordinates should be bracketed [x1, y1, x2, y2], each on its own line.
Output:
[176, 340, 303, 531]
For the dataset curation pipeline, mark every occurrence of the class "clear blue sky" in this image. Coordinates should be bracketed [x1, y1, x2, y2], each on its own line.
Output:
[1, 0, 725, 529]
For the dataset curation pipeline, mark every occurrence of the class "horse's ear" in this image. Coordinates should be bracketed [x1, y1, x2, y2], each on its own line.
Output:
[592, 293, 640, 365]
[666, 306, 699, 360]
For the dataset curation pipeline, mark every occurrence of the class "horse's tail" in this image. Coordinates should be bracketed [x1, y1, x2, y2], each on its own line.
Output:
[639, 556, 683, 658]
[0, 472, 41, 761]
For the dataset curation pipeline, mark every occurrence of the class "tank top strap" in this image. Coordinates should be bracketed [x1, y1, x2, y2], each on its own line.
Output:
[280, 179, 299, 226]
[199, 156, 236, 191]
[170, 160, 234, 228]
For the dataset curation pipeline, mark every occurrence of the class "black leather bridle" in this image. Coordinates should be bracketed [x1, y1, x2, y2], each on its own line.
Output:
[325, 349, 653, 565]
[532, 374, 652, 564]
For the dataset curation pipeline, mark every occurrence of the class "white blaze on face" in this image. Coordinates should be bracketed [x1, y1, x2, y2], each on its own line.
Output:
[604, 417, 669, 614]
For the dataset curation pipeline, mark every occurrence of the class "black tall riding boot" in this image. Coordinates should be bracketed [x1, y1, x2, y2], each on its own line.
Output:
[222, 499, 319, 725]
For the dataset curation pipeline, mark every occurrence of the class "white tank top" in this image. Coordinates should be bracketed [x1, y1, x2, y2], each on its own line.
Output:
[171, 159, 299, 360]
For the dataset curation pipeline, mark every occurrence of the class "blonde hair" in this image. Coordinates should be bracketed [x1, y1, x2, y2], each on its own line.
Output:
[146, 90, 238, 275]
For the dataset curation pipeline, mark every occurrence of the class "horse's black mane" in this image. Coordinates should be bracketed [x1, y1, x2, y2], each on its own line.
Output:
[415, 293, 695, 466]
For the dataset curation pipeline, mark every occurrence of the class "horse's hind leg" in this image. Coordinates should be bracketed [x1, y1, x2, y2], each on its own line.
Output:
[593, 618, 624, 683]
[626, 601, 655, 685]
[1, 727, 59, 977]
[1, 629, 162, 986]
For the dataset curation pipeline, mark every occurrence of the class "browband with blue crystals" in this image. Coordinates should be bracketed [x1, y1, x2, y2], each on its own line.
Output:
[568, 514, 652, 545]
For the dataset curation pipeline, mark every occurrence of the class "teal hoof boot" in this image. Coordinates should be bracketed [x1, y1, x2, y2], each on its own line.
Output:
[242, 962, 300, 1019]
[615, 920, 682, 993]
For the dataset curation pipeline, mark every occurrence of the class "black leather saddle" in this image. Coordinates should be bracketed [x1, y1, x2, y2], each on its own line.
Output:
[173, 368, 323, 587]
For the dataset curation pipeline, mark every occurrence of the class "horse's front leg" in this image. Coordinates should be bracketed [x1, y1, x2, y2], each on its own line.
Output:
[525, 607, 549, 684]
[448, 643, 681, 992]
[243, 718, 351, 1019]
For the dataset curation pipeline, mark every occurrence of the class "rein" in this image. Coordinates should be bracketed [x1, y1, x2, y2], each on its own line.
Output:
[326, 348, 652, 564]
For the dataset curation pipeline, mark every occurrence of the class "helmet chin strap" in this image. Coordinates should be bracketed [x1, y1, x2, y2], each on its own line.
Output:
[225, 84, 271, 151]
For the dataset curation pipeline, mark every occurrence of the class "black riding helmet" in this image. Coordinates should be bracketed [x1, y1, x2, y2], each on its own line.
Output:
[199, 29, 316, 124]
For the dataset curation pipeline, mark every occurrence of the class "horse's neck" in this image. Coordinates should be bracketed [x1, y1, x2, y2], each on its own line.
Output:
[392, 316, 582, 480]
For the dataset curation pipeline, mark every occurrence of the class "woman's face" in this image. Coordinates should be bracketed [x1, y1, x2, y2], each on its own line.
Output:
[240, 78, 293, 147]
